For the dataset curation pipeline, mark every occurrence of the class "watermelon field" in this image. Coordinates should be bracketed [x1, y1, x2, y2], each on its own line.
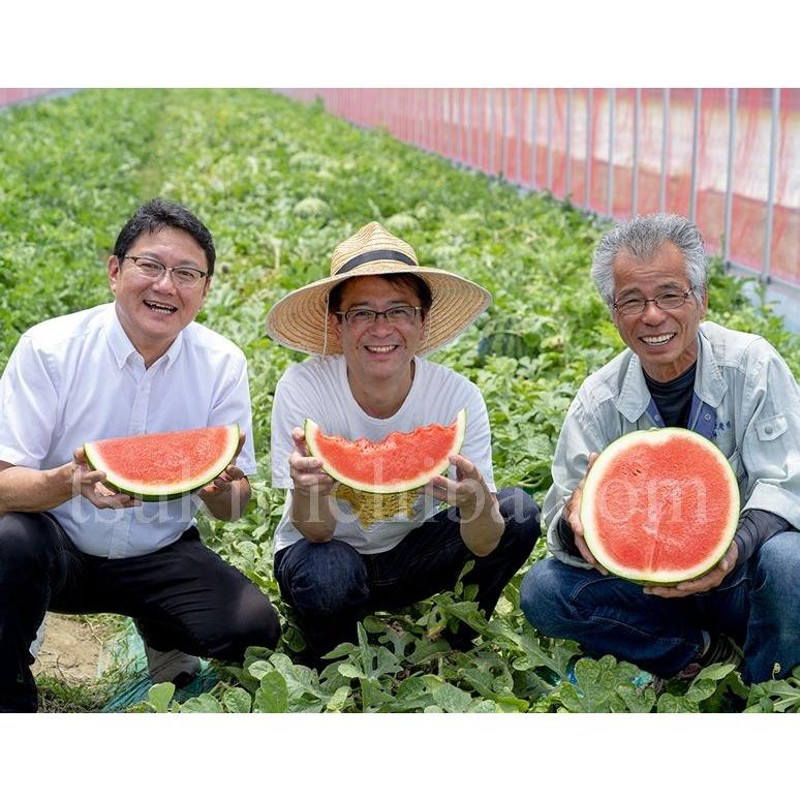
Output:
[3, 88, 800, 714]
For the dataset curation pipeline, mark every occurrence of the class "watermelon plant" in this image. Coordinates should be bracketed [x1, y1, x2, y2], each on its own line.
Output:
[2, 88, 799, 713]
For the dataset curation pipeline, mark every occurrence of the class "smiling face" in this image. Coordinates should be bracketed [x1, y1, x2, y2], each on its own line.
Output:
[108, 226, 211, 367]
[330, 274, 427, 405]
[612, 241, 707, 382]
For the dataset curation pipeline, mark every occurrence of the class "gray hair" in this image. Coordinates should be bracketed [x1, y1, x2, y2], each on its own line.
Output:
[591, 213, 708, 310]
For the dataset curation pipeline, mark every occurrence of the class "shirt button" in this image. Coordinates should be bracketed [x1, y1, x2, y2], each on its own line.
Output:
[765, 425, 774, 435]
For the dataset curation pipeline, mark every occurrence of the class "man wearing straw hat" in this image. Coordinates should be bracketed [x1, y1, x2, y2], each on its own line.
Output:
[265, 221, 541, 664]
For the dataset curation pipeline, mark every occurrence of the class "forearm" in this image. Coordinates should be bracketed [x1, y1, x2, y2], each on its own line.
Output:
[290, 489, 338, 542]
[460, 493, 504, 557]
[734, 508, 791, 564]
[0, 462, 76, 514]
[200, 477, 252, 521]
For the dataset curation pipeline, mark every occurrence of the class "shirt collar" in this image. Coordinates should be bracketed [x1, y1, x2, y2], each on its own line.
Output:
[104, 303, 184, 371]
[614, 323, 727, 423]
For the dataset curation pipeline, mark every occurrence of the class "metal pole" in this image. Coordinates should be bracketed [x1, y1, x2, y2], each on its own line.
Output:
[689, 88, 701, 221]
[516, 87, 523, 185]
[565, 88, 573, 198]
[659, 88, 670, 211]
[501, 88, 509, 178]
[723, 88, 738, 268]
[547, 88, 554, 190]
[530, 88, 538, 189]
[763, 88, 780, 283]
[632, 88, 641, 215]
[585, 88, 593, 210]
[607, 89, 616, 217]
[465, 89, 472, 167]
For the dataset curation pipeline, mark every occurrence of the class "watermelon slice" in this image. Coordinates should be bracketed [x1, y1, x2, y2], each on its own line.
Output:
[579, 427, 740, 584]
[84, 424, 241, 501]
[304, 409, 466, 494]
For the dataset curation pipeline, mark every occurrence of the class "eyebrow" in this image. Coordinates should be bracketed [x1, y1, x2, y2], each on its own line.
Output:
[615, 282, 686, 299]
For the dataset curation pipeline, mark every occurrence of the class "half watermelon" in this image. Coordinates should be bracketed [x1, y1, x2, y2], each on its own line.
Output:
[84, 424, 241, 501]
[579, 427, 740, 584]
[304, 409, 467, 494]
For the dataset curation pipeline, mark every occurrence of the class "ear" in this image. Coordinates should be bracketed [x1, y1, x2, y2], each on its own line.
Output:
[199, 274, 213, 306]
[329, 311, 344, 343]
[700, 288, 709, 317]
[107, 254, 121, 294]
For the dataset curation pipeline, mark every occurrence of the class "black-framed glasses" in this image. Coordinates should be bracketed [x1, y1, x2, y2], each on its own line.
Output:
[123, 255, 209, 289]
[613, 290, 692, 316]
[335, 305, 422, 327]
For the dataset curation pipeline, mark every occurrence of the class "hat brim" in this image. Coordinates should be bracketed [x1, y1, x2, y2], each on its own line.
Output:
[265, 262, 492, 356]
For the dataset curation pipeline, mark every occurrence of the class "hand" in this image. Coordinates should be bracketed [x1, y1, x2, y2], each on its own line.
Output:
[288, 427, 337, 541]
[425, 454, 503, 557]
[71, 447, 140, 509]
[425, 453, 492, 520]
[288, 427, 336, 498]
[563, 452, 607, 573]
[197, 432, 246, 499]
[644, 540, 739, 598]
[197, 462, 246, 499]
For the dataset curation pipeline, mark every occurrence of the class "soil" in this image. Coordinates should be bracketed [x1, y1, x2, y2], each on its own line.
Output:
[32, 612, 107, 683]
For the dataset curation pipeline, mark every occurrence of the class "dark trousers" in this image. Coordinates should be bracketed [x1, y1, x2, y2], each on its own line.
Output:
[0, 512, 280, 712]
[275, 487, 541, 660]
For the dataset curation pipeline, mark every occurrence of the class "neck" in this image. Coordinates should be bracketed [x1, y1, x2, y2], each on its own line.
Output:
[348, 361, 415, 419]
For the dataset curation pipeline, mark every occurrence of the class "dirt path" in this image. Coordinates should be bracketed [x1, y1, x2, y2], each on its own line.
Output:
[32, 613, 107, 682]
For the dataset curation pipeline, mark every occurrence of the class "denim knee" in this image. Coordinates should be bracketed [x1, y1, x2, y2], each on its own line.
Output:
[750, 530, 800, 611]
[497, 487, 541, 560]
[275, 539, 369, 617]
[519, 558, 564, 633]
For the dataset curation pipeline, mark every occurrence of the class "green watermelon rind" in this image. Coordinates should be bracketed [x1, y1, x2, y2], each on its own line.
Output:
[304, 409, 467, 494]
[84, 424, 241, 502]
[579, 427, 740, 585]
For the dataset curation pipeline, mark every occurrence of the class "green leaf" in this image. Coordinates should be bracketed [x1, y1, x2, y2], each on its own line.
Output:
[222, 686, 253, 713]
[254, 671, 290, 713]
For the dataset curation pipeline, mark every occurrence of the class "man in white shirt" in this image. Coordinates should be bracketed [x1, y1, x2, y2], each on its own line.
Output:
[265, 222, 541, 666]
[0, 198, 279, 712]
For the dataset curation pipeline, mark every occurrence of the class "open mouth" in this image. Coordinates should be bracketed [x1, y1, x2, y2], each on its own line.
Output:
[364, 344, 399, 354]
[640, 333, 675, 346]
[144, 300, 177, 315]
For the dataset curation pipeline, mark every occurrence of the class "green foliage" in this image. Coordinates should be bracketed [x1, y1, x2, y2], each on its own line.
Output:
[5, 89, 798, 713]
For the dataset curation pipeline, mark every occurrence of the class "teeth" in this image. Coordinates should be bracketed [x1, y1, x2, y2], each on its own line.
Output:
[642, 334, 673, 345]
[145, 301, 176, 314]
[366, 345, 396, 353]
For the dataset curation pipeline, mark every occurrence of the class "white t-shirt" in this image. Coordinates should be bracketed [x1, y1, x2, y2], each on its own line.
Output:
[270, 354, 496, 554]
[0, 303, 256, 558]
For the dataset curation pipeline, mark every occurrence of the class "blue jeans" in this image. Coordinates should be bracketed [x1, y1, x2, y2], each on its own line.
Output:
[0, 512, 280, 712]
[519, 530, 800, 684]
[275, 488, 540, 660]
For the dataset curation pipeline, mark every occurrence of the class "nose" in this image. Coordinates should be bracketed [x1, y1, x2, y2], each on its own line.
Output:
[640, 299, 667, 322]
[152, 268, 179, 289]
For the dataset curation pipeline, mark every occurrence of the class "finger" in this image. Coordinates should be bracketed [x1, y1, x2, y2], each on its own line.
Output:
[291, 427, 309, 456]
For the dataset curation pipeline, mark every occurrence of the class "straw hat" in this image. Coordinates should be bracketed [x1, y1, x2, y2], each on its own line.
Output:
[265, 221, 492, 356]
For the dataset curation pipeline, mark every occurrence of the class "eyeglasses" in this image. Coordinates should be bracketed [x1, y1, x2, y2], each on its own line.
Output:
[335, 305, 422, 327]
[613, 290, 692, 316]
[123, 255, 209, 289]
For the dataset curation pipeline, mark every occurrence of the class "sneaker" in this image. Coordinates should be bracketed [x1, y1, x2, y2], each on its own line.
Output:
[144, 643, 201, 687]
[697, 633, 743, 671]
[656, 633, 743, 689]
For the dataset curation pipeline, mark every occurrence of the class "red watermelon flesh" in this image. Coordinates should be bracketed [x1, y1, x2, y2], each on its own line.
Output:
[579, 428, 740, 584]
[304, 409, 466, 494]
[84, 424, 241, 501]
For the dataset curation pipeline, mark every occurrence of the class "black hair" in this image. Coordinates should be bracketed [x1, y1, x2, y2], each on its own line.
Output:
[113, 197, 216, 276]
[328, 273, 433, 317]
